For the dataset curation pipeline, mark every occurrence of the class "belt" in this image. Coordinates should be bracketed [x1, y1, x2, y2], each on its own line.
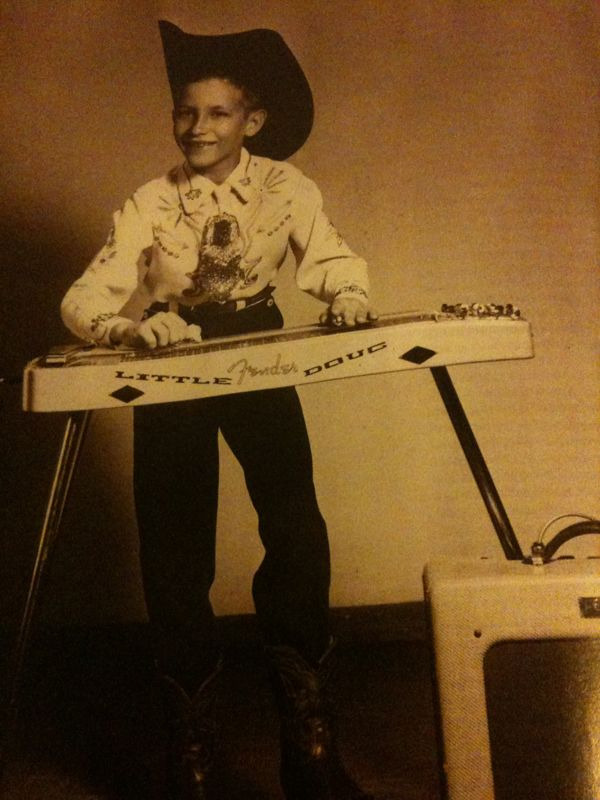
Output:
[178, 285, 275, 316]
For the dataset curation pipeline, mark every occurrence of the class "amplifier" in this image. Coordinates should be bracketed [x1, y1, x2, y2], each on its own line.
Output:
[423, 557, 600, 800]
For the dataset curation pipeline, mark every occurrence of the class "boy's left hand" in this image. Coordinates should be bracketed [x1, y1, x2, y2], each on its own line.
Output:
[320, 297, 379, 328]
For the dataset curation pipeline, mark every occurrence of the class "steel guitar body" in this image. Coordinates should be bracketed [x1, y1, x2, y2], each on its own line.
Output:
[23, 311, 533, 412]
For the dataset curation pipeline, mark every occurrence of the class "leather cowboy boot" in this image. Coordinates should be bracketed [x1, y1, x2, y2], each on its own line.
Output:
[162, 660, 222, 800]
[266, 639, 374, 800]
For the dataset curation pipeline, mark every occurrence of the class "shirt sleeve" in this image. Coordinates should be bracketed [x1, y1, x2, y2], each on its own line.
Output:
[60, 191, 153, 345]
[289, 175, 370, 304]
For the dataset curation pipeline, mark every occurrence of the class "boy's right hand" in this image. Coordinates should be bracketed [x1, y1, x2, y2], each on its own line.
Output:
[109, 311, 202, 349]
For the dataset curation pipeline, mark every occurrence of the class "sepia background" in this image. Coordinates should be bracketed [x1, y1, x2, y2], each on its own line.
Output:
[1, 0, 598, 630]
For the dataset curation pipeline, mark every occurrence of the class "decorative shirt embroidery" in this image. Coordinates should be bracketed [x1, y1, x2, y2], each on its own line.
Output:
[333, 284, 369, 300]
[327, 221, 344, 248]
[90, 311, 117, 333]
[185, 213, 247, 301]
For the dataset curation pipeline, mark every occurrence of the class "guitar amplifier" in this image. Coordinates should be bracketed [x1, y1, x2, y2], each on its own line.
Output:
[423, 557, 600, 800]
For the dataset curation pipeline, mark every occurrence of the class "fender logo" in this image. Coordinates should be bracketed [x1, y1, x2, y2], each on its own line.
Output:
[227, 353, 298, 386]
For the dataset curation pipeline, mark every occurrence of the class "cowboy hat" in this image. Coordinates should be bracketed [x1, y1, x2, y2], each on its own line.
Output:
[159, 20, 314, 160]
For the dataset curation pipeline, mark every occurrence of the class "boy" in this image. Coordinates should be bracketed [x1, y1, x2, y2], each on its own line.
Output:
[61, 20, 378, 800]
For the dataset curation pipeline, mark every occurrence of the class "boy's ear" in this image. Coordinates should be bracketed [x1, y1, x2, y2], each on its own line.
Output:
[244, 109, 267, 139]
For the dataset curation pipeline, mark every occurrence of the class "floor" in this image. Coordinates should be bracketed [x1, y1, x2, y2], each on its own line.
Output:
[0, 625, 442, 800]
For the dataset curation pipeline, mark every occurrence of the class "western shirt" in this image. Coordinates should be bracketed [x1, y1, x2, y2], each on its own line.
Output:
[61, 148, 370, 345]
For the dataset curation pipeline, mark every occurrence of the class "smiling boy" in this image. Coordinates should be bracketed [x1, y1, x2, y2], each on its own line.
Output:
[174, 78, 265, 182]
[61, 21, 377, 800]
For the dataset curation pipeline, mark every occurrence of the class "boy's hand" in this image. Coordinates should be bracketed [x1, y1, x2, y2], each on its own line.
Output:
[320, 297, 379, 328]
[110, 311, 202, 349]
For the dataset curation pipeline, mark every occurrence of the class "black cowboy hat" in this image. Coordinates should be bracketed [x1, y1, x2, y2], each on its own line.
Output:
[158, 20, 314, 161]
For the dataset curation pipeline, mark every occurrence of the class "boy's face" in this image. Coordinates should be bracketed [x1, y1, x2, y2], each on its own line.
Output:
[172, 78, 266, 183]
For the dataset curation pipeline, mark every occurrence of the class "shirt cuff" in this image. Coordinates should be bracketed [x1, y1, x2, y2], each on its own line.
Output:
[332, 283, 369, 302]
[91, 314, 133, 347]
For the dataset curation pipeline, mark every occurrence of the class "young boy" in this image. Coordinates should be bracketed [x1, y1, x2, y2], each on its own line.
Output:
[61, 20, 378, 800]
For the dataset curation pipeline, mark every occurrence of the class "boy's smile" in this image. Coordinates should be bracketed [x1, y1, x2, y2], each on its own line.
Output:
[172, 78, 266, 184]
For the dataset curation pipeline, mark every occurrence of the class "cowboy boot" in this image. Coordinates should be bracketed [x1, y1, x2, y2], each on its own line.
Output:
[266, 639, 374, 800]
[162, 659, 222, 800]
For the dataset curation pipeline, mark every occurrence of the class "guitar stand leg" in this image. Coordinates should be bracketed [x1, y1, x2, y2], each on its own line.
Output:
[1, 410, 92, 778]
[430, 366, 523, 561]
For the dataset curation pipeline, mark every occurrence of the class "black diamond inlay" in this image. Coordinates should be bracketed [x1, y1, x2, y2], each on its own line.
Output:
[110, 385, 145, 404]
[401, 346, 437, 364]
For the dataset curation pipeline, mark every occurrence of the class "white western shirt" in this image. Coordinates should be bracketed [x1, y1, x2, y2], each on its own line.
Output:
[61, 149, 370, 344]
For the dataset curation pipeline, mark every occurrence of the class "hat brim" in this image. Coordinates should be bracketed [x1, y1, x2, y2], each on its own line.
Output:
[159, 20, 314, 161]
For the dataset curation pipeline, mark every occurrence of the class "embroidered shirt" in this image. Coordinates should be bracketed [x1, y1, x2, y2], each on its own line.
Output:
[61, 149, 369, 345]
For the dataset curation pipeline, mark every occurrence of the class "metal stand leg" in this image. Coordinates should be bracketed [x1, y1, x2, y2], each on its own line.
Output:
[430, 366, 523, 560]
[1, 410, 92, 776]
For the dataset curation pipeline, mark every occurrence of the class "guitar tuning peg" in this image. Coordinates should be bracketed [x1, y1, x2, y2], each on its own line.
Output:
[440, 302, 522, 319]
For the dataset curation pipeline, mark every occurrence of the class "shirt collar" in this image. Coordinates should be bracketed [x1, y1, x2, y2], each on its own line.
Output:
[177, 148, 255, 216]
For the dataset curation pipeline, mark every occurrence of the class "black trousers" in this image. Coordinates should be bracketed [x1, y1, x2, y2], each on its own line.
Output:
[133, 300, 331, 689]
